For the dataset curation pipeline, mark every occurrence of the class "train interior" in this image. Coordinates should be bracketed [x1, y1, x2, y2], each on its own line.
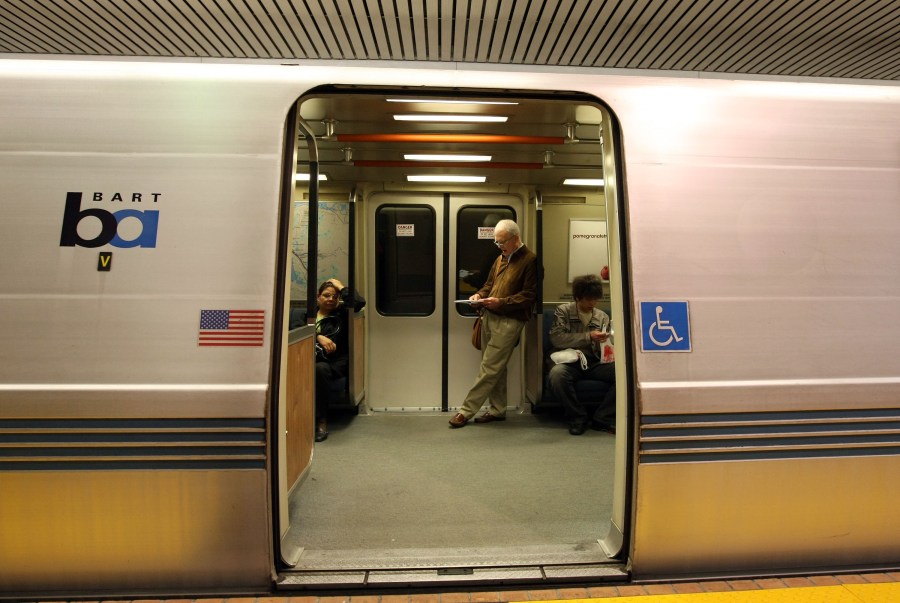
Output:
[275, 87, 629, 585]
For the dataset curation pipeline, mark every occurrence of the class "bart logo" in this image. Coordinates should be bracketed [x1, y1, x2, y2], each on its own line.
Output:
[59, 192, 159, 248]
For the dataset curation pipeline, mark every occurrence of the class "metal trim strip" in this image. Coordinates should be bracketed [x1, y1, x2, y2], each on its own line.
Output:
[640, 446, 900, 464]
[641, 408, 900, 424]
[1, 432, 264, 442]
[644, 428, 900, 441]
[642, 435, 900, 450]
[0, 459, 266, 470]
[0, 417, 267, 470]
[639, 408, 900, 463]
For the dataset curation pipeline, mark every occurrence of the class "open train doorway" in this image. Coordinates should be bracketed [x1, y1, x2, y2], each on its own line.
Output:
[275, 87, 630, 587]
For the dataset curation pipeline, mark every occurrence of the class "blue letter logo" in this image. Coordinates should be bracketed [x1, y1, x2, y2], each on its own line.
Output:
[59, 192, 158, 248]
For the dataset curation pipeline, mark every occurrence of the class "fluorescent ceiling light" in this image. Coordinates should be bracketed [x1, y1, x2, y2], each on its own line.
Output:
[295, 173, 327, 181]
[407, 175, 486, 183]
[394, 114, 508, 123]
[404, 154, 492, 162]
[563, 178, 604, 186]
[387, 99, 518, 105]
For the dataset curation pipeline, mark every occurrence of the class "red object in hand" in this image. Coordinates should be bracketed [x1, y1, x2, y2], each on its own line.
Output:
[600, 265, 610, 280]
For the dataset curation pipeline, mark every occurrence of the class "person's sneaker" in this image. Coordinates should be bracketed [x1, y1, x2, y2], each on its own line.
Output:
[591, 421, 615, 434]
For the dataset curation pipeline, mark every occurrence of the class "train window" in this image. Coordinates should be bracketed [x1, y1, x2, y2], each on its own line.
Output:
[455, 206, 515, 317]
[374, 204, 436, 315]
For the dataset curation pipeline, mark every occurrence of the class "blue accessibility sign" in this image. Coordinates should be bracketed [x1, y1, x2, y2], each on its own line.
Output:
[640, 301, 691, 352]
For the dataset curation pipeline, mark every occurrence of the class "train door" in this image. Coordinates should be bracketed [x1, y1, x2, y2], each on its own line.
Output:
[366, 194, 522, 411]
[277, 88, 630, 586]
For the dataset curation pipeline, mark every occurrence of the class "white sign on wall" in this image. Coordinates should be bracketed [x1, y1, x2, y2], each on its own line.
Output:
[568, 219, 609, 283]
[477, 226, 496, 240]
[396, 224, 415, 237]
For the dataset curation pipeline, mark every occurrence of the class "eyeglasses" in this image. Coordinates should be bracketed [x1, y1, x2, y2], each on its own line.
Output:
[494, 237, 511, 247]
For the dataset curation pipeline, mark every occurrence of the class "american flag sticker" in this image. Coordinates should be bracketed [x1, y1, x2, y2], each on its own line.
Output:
[198, 309, 265, 347]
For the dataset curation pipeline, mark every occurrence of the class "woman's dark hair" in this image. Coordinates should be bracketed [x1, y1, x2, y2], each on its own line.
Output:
[572, 274, 604, 300]
[318, 280, 339, 295]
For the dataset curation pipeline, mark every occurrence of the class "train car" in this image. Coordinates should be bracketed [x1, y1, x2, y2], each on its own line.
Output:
[0, 57, 898, 598]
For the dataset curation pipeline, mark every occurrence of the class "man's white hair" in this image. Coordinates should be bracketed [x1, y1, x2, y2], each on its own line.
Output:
[494, 219, 520, 238]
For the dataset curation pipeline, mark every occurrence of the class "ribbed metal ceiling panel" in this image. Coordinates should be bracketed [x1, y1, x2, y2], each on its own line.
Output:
[0, 0, 897, 80]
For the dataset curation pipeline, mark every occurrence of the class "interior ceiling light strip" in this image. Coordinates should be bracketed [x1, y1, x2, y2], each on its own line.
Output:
[386, 99, 519, 105]
[404, 154, 492, 161]
[563, 178, 604, 186]
[408, 175, 486, 183]
[355, 160, 542, 169]
[336, 134, 565, 144]
[393, 114, 508, 122]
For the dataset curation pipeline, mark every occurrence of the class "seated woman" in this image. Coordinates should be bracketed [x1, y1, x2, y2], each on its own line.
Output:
[306, 278, 366, 442]
[548, 274, 615, 435]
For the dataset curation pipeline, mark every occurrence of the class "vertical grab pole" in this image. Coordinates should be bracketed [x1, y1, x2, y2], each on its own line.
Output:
[533, 191, 544, 404]
[347, 187, 360, 406]
[534, 190, 543, 312]
[297, 118, 319, 322]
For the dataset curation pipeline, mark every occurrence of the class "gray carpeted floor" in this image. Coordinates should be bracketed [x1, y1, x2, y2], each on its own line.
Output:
[287, 411, 615, 556]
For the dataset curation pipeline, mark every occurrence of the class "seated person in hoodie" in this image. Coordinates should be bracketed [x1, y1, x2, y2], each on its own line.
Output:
[548, 274, 616, 436]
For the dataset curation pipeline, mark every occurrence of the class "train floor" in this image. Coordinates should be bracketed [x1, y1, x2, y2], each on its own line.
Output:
[23, 571, 900, 602]
[285, 410, 616, 562]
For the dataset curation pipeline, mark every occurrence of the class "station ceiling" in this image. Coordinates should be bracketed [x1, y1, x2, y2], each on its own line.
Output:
[1, 0, 899, 82]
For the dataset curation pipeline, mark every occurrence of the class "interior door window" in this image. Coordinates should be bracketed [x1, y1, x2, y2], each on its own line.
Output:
[374, 205, 436, 315]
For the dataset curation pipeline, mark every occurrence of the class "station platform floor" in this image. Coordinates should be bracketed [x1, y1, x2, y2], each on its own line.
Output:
[26, 571, 899, 603]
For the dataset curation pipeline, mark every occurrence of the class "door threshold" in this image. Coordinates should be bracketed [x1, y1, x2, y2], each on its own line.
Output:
[278, 543, 627, 589]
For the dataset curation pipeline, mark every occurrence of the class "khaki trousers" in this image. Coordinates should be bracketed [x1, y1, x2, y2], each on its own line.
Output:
[459, 312, 526, 418]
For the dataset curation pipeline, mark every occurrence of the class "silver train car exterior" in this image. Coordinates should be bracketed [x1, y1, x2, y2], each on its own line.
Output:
[0, 58, 898, 597]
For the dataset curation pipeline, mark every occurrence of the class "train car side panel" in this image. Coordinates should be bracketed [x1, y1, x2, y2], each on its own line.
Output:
[0, 67, 298, 593]
[610, 81, 900, 577]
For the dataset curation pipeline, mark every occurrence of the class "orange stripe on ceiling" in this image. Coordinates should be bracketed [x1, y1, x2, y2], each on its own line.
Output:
[335, 133, 565, 144]
[353, 160, 544, 169]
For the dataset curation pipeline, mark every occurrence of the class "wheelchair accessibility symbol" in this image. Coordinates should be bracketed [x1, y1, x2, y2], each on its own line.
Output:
[640, 301, 691, 352]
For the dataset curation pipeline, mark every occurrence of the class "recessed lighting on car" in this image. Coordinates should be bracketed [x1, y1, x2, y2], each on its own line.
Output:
[563, 178, 604, 186]
[387, 99, 518, 105]
[393, 114, 508, 123]
[407, 175, 487, 183]
[404, 154, 492, 162]
[294, 173, 328, 181]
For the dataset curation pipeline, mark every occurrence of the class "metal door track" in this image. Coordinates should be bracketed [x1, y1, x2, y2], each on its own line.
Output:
[278, 543, 626, 589]
[278, 563, 627, 589]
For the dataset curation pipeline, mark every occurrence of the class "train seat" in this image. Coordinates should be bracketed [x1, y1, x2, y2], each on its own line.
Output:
[289, 308, 356, 411]
[537, 307, 611, 410]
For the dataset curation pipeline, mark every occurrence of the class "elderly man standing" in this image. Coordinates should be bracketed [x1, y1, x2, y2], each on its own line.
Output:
[450, 219, 537, 428]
